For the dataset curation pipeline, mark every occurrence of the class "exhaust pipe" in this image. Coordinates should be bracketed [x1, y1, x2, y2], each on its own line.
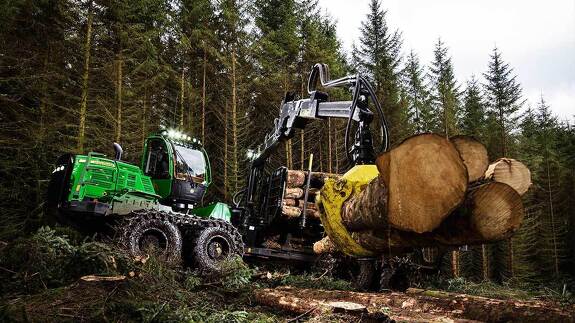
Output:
[113, 142, 123, 160]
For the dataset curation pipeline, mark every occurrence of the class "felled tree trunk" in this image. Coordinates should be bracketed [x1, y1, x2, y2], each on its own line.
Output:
[433, 182, 524, 244]
[450, 135, 489, 182]
[332, 182, 525, 253]
[254, 287, 575, 323]
[342, 134, 468, 234]
[485, 158, 532, 195]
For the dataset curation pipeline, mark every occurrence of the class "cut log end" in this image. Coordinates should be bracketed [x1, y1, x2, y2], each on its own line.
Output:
[376, 133, 468, 233]
[450, 135, 489, 182]
[485, 158, 532, 195]
[313, 236, 338, 254]
[469, 182, 524, 241]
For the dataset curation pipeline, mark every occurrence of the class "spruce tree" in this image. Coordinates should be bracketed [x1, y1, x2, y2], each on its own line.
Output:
[429, 39, 460, 137]
[483, 47, 523, 157]
[402, 50, 432, 134]
[459, 76, 486, 140]
[352, 0, 404, 144]
[533, 96, 567, 278]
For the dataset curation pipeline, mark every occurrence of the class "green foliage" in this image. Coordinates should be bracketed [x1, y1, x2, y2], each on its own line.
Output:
[401, 51, 432, 134]
[459, 76, 487, 140]
[426, 277, 573, 304]
[352, 0, 405, 144]
[0, 229, 280, 322]
[429, 39, 461, 137]
[483, 47, 524, 157]
[0, 227, 134, 295]
[278, 272, 353, 291]
[219, 256, 256, 290]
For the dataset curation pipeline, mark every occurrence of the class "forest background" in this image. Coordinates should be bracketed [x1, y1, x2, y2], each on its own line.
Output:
[0, 0, 573, 288]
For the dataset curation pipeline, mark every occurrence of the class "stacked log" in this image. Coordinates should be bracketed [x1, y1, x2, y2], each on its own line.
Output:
[280, 170, 339, 219]
[313, 133, 531, 256]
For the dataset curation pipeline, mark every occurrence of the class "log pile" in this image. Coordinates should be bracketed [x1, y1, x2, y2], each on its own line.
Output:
[313, 133, 532, 255]
[280, 170, 339, 219]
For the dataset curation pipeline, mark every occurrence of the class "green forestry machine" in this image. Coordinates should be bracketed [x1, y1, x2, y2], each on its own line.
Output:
[46, 132, 243, 272]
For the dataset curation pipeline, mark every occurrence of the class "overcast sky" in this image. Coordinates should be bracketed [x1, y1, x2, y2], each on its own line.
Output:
[316, 0, 575, 121]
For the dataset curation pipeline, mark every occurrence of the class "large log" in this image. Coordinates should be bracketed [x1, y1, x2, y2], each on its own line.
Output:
[345, 134, 468, 234]
[321, 182, 525, 254]
[433, 182, 524, 244]
[450, 135, 489, 182]
[254, 287, 575, 323]
[485, 158, 531, 195]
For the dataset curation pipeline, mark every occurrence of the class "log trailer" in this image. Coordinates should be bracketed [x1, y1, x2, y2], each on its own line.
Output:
[231, 63, 391, 264]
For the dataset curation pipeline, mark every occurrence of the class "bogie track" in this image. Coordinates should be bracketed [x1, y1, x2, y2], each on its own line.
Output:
[117, 209, 244, 271]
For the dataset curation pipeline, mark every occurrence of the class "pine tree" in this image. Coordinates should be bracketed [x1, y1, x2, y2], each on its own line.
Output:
[429, 39, 460, 138]
[352, 0, 404, 144]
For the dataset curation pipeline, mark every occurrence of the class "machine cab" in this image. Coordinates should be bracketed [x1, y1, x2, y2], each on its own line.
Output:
[142, 131, 211, 209]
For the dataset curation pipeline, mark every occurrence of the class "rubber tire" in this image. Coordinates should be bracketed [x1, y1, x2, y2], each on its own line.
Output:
[192, 226, 237, 274]
[121, 214, 182, 262]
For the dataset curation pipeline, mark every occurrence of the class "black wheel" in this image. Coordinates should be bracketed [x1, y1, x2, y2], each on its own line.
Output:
[119, 211, 182, 262]
[192, 226, 239, 273]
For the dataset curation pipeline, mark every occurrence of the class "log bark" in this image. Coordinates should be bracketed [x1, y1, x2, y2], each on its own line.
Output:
[373, 133, 468, 233]
[450, 135, 489, 182]
[282, 205, 320, 219]
[485, 158, 532, 195]
[341, 176, 389, 232]
[323, 182, 524, 254]
[255, 286, 574, 323]
[282, 198, 318, 210]
[286, 170, 341, 188]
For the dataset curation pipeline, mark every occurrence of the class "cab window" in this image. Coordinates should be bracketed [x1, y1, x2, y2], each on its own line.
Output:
[144, 139, 170, 179]
[173, 144, 206, 183]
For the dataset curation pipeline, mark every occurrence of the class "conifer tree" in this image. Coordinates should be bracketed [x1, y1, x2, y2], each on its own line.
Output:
[483, 47, 523, 157]
[352, 0, 404, 144]
[429, 39, 460, 138]
[402, 51, 432, 134]
[532, 97, 567, 278]
[459, 76, 486, 140]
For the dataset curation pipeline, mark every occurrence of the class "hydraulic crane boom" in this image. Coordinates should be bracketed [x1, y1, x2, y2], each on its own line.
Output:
[233, 63, 389, 261]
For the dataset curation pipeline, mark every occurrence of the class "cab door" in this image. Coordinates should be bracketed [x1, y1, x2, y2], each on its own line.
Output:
[142, 137, 173, 199]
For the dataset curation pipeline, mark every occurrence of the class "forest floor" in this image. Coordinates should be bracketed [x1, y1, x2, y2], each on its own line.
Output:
[1, 228, 573, 322]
